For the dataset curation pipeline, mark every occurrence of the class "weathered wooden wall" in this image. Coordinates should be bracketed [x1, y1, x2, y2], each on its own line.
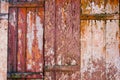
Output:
[0, 0, 119, 80]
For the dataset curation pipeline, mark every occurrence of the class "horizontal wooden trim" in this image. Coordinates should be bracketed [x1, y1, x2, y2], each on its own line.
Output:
[80, 13, 119, 20]
[7, 72, 43, 79]
[45, 65, 80, 72]
[9, 1, 44, 8]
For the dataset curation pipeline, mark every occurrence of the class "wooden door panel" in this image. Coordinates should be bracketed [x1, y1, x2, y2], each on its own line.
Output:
[56, 0, 80, 66]
[17, 8, 27, 72]
[8, 7, 44, 79]
[8, 8, 18, 72]
[45, 0, 80, 80]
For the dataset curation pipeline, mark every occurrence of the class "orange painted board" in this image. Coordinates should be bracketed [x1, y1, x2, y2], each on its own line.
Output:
[17, 8, 27, 72]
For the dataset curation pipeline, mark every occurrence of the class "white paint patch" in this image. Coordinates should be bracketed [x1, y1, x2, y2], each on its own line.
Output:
[9, 10, 16, 29]
[57, 54, 62, 65]
[91, 2, 105, 14]
[36, 15, 43, 51]
[27, 11, 35, 54]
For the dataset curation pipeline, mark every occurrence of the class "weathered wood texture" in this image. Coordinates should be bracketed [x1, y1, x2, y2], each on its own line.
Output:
[81, 0, 119, 14]
[0, 0, 119, 80]
[45, 0, 80, 80]
[8, 7, 44, 79]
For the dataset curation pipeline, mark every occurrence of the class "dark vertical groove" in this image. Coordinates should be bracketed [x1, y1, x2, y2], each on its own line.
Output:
[43, 0, 45, 79]
[7, 7, 10, 77]
[79, 0, 81, 80]
[16, 7, 18, 72]
[54, 0, 56, 80]
[25, 7, 27, 73]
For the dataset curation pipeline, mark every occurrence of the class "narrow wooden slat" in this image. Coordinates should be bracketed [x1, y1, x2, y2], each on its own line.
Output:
[106, 20, 120, 80]
[26, 8, 36, 72]
[9, 1, 44, 8]
[17, 8, 26, 72]
[80, 14, 119, 20]
[45, 0, 55, 66]
[91, 20, 106, 80]
[34, 7, 44, 72]
[8, 8, 18, 72]
[7, 72, 43, 79]
[45, 65, 79, 72]
[80, 20, 92, 80]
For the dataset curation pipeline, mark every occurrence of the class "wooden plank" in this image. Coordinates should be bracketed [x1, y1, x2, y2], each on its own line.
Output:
[106, 20, 120, 80]
[56, 0, 80, 66]
[44, 0, 55, 66]
[91, 20, 106, 80]
[26, 8, 36, 72]
[34, 7, 44, 72]
[45, 65, 79, 72]
[7, 72, 43, 79]
[9, 2, 44, 8]
[81, 20, 106, 80]
[80, 14, 119, 20]
[80, 20, 92, 80]
[8, 8, 17, 72]
[26, 7, 44, 73]
[17, 8, 26, 72]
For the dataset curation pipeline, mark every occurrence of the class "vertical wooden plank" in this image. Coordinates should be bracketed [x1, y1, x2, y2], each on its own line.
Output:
[8, 8, 17, 72]
[80, 20, 92, 80]
[106, 20, 120, 80]
[34, 7, 44, 72]
[71, 0, 80, 65]
[91, 20, 106, 80]
[44, 0, 56, 79]
[26, 7, 44, 73]
[17, 8, 26, 72]
[56, 0, 80, 66]
[26, 8, 36, 72]
[45, 0, 55, 67]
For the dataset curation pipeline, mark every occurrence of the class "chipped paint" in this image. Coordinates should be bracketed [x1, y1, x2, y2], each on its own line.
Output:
[27, 10, 35, 55]
[0, 0, 119, 80]
[106, 20, 120, 80]
[81, 0, 119, 14]
[36, 15, 43, 51]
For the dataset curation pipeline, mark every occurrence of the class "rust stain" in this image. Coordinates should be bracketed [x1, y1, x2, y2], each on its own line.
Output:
[26, 7, 44, 72]
[17, 8, 26, 72]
